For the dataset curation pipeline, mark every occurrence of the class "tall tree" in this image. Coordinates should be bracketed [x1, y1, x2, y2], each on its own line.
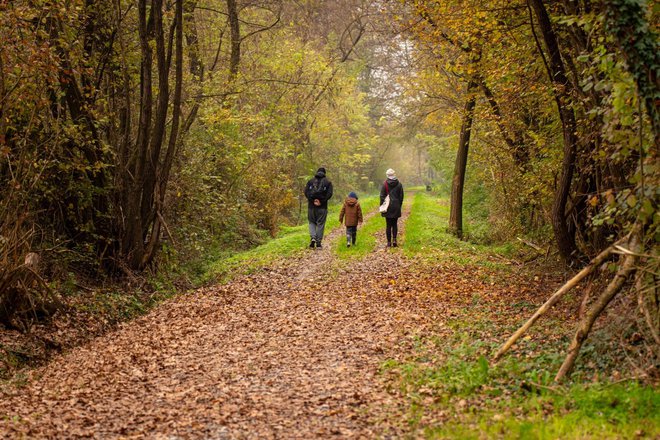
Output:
[449, 81, 477, 238]
[528, 0, 579, 263]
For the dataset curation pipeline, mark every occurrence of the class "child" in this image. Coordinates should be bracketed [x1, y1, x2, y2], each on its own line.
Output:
[339, 192, 363, 247]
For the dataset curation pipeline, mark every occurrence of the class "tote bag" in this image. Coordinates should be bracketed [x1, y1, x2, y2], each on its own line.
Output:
[379, 181, 390, 213]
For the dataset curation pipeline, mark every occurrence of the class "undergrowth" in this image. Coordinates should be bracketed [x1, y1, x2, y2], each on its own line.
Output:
[379, 326, 659, 439]
[378, 191, 659, 438]
[404, 192, 522, 269]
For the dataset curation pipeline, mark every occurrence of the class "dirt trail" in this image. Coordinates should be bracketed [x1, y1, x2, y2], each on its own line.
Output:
[294, 202, 382, 283]
[0, 203, 424, 439]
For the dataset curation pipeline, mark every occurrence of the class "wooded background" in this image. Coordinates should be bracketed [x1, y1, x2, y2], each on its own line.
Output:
[0, 0, 657, 371]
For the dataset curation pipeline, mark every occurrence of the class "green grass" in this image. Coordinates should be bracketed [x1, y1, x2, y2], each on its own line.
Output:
[376, 191, 660, 438]
[205, 201, 353, 282]
[333, 195, 383, 259]
[379, 328, 660, 439]
[404, 192, 521, 269]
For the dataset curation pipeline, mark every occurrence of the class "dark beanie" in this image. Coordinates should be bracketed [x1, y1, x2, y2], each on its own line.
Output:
[317, 167, 326, 174]
[348, 191, 357, 199]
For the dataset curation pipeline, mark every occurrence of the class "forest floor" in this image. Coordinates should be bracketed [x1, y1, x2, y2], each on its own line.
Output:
[0, 193, 657, 439]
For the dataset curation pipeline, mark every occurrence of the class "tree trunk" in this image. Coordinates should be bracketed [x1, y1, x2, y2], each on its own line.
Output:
[449, 80, 477, 238]
[140, 0, 169, 236]
[122, 0, 153, 268]
[529, 0, 579, 263]
[143, 0, 184, 267]
[227, 0, 241, 81]
[478, 79, 528, 168]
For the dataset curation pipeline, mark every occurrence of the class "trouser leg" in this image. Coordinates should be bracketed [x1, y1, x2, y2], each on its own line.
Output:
[391, 218, 398, 242]
[385, 218, 392, 243]
[315, 208, 328, 242]
[308, 207, 318, 241]
[346, 226, 356, 244]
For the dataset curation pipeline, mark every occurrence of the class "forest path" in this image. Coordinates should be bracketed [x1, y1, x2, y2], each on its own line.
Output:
[0, 202, 439, 439]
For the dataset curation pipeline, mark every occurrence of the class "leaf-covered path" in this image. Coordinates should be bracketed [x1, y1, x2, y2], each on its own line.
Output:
[0, 206, 410, 438]
[0, 203, 554, 438]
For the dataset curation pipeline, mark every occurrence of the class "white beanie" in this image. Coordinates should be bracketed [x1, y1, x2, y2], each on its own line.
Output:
[386, 168, 397, 179]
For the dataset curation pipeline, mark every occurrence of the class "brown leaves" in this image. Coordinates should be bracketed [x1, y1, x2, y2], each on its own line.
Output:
[0, 204, 564, 438]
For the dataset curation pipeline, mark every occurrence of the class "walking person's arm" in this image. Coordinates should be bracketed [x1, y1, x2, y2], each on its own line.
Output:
[339, 203, 346, 224]
[380, 183, 386, 205]
[326, 181, 333, 202]
[357, 203, 363, 224]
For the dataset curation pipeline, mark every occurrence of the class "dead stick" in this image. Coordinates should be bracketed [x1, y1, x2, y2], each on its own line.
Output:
[493, 234, 629, 361]
[157, 211, 177, 246]
[554, 234, 640, 381]
[517, 237, 543, 252]
[637, 272, 660, 346]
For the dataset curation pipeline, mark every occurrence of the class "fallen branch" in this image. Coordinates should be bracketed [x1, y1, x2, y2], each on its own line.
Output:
[157, 211, 177, 246]
[528, 381, 567, 395]
[578, 276, 595, 320]
[517, 237, 544, 252]
[636, 267, 660, 347]
[555, 233, 640, 381]
[493, 233, 630, 361]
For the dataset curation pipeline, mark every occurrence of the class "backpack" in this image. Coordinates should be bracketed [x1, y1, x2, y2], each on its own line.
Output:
[308, 177, 328, 200]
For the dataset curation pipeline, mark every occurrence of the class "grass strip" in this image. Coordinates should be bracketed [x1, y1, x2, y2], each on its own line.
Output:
[205, 200, 354, 282]
[404, 192, 520, 269]
[382, 344, 659, 439]
[333, 195, 383, 259]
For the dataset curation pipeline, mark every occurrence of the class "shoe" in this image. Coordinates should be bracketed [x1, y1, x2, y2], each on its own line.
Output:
[309, 240, 316, 248]
[386, 242, 391, 247]
[316, 242, 322, 249]
[347, 241, 351, 247]
[392, 242, 398, 247]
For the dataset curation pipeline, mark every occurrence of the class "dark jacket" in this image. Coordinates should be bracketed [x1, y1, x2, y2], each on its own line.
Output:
[339, 197, 363, 227]
[304, 170, 333, 209]
[380, 178, 404, 218]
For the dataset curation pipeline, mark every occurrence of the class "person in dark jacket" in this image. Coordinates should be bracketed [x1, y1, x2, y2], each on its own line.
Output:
[304, 167, 333, 248]
[380, 168, 404, 247]
[339, 191, 363, 247]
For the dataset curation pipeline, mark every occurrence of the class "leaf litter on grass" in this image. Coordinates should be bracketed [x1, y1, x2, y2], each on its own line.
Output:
[1, 198, 654, 439]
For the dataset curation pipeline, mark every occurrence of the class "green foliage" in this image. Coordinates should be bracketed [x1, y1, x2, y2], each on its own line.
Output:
[402, 0, 659, 261]
[605, 0, 660, 130]
[167, 11, 386, 267]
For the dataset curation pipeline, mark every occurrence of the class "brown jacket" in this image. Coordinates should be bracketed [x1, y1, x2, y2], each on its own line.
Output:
[339, 197, 363, 227]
